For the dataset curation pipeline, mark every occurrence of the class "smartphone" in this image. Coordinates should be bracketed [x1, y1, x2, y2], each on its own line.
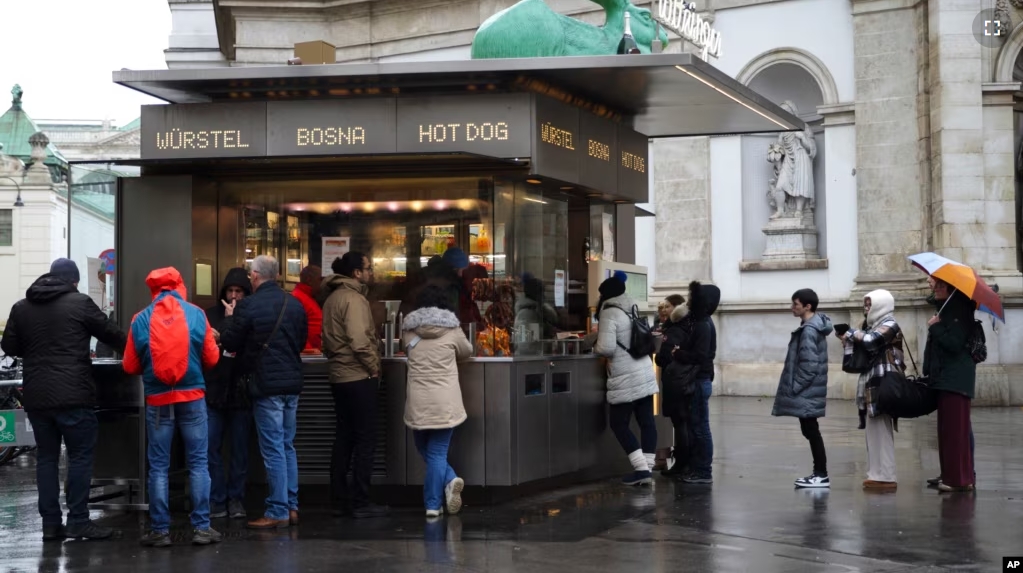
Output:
[834, 323, 850, 335]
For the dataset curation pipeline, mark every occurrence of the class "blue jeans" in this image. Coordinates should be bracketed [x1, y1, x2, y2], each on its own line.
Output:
[253, 395, 299, 521]
[413, 428, 457, 511]
[145, 399, 211, 532]
[207, 406, 252, 507]
[689, 379, 714, 477]
[27, 408, 97, 527]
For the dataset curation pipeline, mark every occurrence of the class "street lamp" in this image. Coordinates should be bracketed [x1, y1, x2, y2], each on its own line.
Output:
[0, 176, 24, 207]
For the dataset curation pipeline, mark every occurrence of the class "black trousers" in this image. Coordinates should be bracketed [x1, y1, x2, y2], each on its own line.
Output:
[608, 395, 657, 454]
[27, 408, 98, 527]
[330, 378, 378, 509]
[799, 417, 827, 476]
[669, 412, 694, 470]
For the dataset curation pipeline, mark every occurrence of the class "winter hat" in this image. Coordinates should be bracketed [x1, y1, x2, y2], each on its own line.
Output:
[598, 276, 626, 299]
[865, 289, 895, 329]
[613, 270, 628, 283]
[442, 247, 469, 270]
[50, 258, 80, 284]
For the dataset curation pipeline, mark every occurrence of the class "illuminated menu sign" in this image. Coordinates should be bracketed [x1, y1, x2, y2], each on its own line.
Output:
[532, 97, 579, 184]
[579, 112, 618, 195]
[267, 100, 397, 156]
[139, 94, 647, 201]
[529, 95, 646, 201]
[141, 102, 268, 159]
[617, 125, 649, 202]
[395, 94, 531, 157]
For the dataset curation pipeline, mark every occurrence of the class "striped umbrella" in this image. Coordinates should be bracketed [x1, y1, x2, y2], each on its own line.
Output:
[908, 252, 1004, 322]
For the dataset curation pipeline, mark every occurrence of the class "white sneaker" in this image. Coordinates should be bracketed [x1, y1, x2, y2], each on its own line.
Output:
[425, 509, 442, 518]
[794, 474, 830, 489]
[444, 477, 464, 515]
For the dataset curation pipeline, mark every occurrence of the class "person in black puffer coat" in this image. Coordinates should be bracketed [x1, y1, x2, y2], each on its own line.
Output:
[655, 302, 694, 478]
[669, 281, 720, 484]
[204, 267, 253, 519]
[1, 259, 126, 541]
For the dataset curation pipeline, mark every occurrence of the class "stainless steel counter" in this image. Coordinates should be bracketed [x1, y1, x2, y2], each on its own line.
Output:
[91, 353, 672, 506]
[295, 353, 671, 488]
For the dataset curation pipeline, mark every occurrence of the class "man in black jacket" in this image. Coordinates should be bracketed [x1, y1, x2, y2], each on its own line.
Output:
[219, 256, 307, 529]
[205, 267, 252, 520]
[1, 258, 125, 541]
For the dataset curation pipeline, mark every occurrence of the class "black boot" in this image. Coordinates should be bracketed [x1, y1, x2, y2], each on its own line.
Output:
[858, 409, 866, 430]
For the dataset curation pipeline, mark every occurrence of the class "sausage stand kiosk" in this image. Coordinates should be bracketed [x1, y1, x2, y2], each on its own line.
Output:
[74, 54, 802, 508]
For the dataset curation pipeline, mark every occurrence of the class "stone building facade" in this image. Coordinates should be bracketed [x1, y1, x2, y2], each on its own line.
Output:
[167, 0, 1023, 404]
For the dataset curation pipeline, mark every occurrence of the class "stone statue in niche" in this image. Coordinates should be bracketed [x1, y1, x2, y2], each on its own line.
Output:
[766, 101, 817, 220]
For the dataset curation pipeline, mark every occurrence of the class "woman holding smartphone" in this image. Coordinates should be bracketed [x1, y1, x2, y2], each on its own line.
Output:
[836, 289, 904, 490]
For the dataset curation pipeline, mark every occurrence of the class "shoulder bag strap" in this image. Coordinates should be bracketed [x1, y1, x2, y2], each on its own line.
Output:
[899, 331, 920, 377]
[258, 292, 289, 357]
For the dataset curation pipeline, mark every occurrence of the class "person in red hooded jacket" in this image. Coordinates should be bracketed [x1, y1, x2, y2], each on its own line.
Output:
[123, 267, 222, 548]
[291, 265, 323, 352]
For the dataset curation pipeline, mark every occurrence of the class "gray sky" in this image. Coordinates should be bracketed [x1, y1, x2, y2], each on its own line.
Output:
[0, 0, 171, 126]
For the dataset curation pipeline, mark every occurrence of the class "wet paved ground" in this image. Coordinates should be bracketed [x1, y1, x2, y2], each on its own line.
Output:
[1, 397, 1022, 572]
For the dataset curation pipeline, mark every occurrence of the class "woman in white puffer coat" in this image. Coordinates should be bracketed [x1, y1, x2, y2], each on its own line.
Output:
[592, 276, 659, 486]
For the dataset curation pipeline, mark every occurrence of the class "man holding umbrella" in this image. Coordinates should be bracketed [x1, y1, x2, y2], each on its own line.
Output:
[909, 253, 1001, 494]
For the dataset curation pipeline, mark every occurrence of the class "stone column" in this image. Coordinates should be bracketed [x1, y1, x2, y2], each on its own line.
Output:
[850, 0, 931, 295]
[979, 82, 1022, 292]
[650, 137, 712, 298]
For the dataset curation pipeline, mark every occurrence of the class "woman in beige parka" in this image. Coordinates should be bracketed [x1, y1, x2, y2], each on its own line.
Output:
[401, 285, 474, 518]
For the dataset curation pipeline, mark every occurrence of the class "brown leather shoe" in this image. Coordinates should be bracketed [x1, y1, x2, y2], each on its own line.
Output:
[863, 480, 897, 490]
[289, 510, 299, 526]
[246, 516, 290, 530]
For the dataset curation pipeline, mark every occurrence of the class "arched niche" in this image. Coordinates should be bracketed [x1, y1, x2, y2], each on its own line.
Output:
[735, 48, 839, 109]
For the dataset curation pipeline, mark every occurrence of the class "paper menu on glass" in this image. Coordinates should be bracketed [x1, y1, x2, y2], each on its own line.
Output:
[322, 237, 350, 276]
[601, 213, 615, 261]
[554, 269, 565, 307]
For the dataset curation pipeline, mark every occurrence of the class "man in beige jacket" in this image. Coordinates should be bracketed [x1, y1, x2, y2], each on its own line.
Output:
[322, 251, 387, 518]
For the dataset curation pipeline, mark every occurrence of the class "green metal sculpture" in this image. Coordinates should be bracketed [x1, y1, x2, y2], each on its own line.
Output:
[471, 0, 669, 59]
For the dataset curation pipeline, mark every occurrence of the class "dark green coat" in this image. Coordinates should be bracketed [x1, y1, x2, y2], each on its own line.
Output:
[923, 292, 976, 399]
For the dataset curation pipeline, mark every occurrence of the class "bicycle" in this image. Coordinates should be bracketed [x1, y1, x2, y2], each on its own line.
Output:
[0, 355, 32, 465]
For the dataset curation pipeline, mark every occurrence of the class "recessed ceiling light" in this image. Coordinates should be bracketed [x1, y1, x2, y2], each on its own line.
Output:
[526, 178, 542, 185]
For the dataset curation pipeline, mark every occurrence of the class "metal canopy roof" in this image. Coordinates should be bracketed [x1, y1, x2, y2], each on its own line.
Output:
[113, 54, 804, 138]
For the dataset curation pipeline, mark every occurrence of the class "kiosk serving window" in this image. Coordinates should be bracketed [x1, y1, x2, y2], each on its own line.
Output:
[216, 175, 574, 357]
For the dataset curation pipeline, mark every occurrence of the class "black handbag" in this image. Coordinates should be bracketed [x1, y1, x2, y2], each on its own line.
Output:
[842, 344, 873, 374]
[240, 293, 289, 397]
[873, 334, 937, 419]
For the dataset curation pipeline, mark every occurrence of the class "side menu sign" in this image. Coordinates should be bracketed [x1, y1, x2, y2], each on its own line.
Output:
[531, 95, 646, 202]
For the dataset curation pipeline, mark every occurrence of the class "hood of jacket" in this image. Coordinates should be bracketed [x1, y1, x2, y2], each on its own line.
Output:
[800, 312, 834, 336]
[146, 267, 187, 300]
[688, 281, 721, 319]
[403, 307, 461, 340]
[324, 274, 368, 297]
[26, 273, 79, 304]
[669, 304, 687, 323]
[514, 294, 539, 314]
[219, 267, 252, 301]
[865, 289, 895, 329]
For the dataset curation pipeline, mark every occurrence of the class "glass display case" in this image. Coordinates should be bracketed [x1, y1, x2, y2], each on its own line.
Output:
[213, 175, 600, 358]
